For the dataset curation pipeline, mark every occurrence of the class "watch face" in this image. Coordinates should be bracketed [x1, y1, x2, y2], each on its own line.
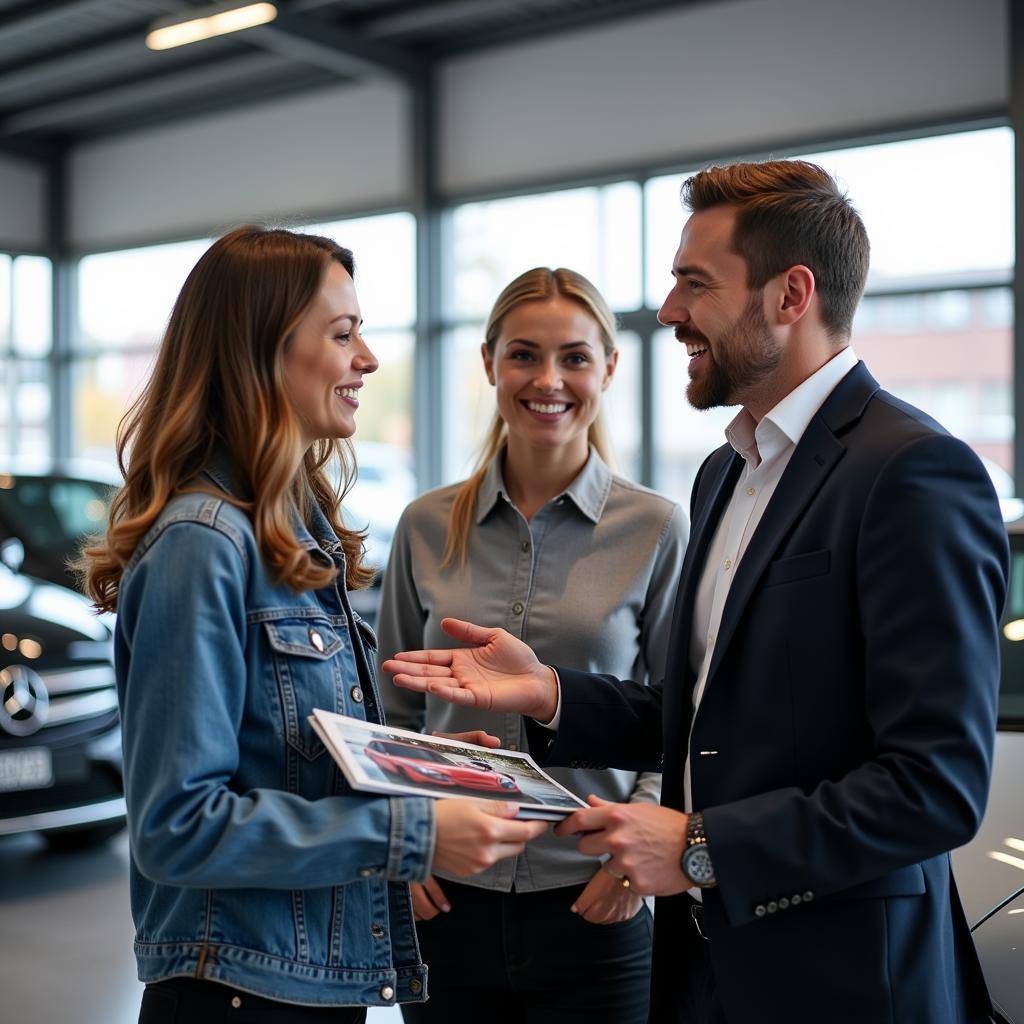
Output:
[683, 845, 715, 886]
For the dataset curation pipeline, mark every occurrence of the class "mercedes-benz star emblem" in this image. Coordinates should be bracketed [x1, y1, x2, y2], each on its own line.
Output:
[0, 665, 49, 737]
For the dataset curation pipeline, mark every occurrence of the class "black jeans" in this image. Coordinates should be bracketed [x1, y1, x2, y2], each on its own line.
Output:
[402, 879, 653, 1024]
[139, 977, 369, 1024]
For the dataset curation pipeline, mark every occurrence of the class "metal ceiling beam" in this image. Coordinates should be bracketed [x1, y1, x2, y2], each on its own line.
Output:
[250, 13, 427, 82]
[360, 0, 526, 37]
[0, 0, 173, 47]
[0, 35, 158, 103]
[0, 51, 284, 135]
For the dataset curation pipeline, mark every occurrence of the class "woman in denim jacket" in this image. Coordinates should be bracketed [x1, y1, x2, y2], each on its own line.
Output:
[82, 226, 547, 1023]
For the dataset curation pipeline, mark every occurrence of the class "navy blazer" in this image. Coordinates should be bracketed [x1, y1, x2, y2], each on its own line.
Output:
[539, 363, 1008, 1023]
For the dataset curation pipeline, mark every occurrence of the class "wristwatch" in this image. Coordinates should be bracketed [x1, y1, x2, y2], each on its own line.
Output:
[681, 811, 716, 888]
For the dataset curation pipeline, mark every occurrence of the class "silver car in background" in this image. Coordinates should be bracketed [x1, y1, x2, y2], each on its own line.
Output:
[953, 515, 1024, 1023]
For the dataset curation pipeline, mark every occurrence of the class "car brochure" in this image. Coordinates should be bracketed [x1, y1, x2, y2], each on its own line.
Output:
[309, 708, 588, 820]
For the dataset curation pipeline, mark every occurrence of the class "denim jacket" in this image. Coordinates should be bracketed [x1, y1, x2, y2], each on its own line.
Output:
[114, 464, 432, 1007]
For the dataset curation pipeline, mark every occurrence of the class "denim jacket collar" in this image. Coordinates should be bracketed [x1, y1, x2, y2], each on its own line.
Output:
[202, 455, 343, 566]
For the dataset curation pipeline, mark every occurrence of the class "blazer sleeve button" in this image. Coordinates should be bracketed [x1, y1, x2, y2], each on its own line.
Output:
[766, 901, 778, 914]
[754, 904, 767, 917]
[778, 897, 789, 910]
[802, 891, 814, 902]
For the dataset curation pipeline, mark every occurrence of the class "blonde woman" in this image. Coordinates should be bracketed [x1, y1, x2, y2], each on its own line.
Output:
[82, 227, 547, 1024]
[377, 267, 687, 1023]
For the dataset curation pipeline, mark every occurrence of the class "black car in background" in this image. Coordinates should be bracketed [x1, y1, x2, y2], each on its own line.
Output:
[0, 551, 124, 848]
[0, 458, 120, 588]
[0, 459, 125, 848]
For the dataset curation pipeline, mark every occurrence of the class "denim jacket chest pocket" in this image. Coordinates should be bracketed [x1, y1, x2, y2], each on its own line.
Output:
[264, 618, 350, 760]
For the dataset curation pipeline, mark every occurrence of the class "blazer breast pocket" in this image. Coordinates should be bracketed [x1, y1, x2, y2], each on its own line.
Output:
[761, 548, 831, 588]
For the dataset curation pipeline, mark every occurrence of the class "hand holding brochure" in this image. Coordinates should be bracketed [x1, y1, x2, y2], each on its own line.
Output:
[309, 708, 588, 820]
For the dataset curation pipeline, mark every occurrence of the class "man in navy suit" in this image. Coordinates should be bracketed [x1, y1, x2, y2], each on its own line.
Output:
[384, 160, 1008, 1023]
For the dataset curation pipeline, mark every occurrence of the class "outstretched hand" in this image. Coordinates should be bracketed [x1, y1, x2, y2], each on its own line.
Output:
[382, 617, 559, 722]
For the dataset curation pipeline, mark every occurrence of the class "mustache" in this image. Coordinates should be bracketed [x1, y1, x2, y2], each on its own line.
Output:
[674, 326, 708, 345]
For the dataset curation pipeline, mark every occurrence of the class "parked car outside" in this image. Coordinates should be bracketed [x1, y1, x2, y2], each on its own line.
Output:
[0, 546, 124, 848]
[953, 513, 1024, 1023]
[364, 739, 520, 794]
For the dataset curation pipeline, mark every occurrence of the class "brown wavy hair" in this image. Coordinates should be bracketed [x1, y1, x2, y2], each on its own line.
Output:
[682, 160, 870, 341]
[81, 225, 373, 613]
[441, 267, 617, 570]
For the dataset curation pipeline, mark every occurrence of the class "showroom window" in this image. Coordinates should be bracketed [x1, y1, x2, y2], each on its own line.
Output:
[0, 253, 53, 459]
[643, 125, 1014, 505]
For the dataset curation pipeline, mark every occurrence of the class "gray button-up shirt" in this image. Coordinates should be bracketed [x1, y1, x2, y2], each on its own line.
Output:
[376, 447, 688, 892]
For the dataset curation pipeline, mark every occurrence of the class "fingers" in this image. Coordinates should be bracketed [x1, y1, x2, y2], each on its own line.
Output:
[553, 804, 612, 837]
[586, 794, 612, 807]
[382, 657, 454, 676]
[410, 881, 443, 921]
[440, 618, 501, 645]
[432, 729, 502, 748]
[420, 874, 450, 915]
[425, 680, 480, 706]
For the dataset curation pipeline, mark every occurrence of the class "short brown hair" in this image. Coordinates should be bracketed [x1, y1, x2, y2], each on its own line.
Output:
[682, 160, 870, 340]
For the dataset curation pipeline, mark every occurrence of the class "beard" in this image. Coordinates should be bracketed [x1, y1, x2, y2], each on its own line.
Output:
[678, 292, 782, 410]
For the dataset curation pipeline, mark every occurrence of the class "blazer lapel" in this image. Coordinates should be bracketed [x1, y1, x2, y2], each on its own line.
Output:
[704, 362, 879, 685]
[661, 449, 743, 734]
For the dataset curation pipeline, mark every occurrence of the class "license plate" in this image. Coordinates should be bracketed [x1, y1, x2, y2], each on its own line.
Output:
[0, 747, 54, 792]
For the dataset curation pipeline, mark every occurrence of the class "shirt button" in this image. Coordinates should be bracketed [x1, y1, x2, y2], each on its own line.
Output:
[707, 632, 715, 645]
[723, 558, 732, 570]
[746, 486, 755, 497]
[351, 686, 364, 703]
[380, 986, 395, 1001]
[370, 923, 385, 938]
[231, 996, 242, 1008]
[309, 628, 325, 652]
[409, 979, 423, 995]
[521, 540, 530, 552]
[512, 601, 524, 615]
[507, 742, 518, 751]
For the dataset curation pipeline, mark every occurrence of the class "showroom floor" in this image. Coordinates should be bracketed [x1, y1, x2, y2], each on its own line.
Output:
[0, 830, 402, 1023]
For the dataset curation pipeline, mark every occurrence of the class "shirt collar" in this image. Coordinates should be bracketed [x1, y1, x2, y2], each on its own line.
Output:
[725, 346, 858, 466]
[475, 445, 613, 525]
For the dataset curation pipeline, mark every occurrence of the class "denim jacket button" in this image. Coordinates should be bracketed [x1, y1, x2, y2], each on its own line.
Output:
[380, 985, 395, 1001]
[370, 923, 385, 938]
[409, 979, 422, 995]
[308, 628, 325, 652]
[351, 686, 364, 703]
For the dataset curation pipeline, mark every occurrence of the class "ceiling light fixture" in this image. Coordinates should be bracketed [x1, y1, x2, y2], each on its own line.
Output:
[145, 2, 277, 51]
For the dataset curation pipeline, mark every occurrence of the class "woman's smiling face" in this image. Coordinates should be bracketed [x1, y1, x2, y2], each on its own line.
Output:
[483, 296, 617, 457]
[283, 259, 378, 448]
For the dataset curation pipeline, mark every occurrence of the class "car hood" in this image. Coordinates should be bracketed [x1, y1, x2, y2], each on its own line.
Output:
[970, 887, 1024, 1022]
[953, 730, 1024, 926]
